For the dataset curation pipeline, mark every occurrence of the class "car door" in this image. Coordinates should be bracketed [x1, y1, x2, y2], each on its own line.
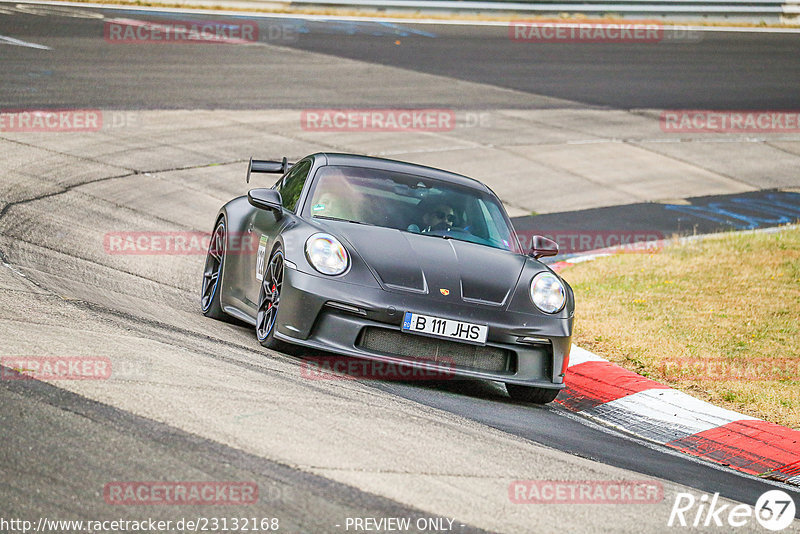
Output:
[245, 158, 313, 312]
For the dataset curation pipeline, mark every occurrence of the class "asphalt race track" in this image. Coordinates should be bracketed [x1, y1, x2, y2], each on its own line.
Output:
[1, 6, 799, 110]
[1, 4, 799, 532]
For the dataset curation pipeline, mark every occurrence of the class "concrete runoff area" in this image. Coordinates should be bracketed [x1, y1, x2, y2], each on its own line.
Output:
[2, 109, 798, 218]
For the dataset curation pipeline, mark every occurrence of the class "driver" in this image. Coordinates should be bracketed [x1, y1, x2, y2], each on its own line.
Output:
[421, 203, 457, 233]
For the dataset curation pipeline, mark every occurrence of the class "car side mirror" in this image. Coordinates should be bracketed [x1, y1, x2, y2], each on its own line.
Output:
[528, 235, 559, 259]
[248, 188, 283, 218]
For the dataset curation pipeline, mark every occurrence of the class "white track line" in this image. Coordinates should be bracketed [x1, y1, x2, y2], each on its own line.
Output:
[4, 0, 800, 32]
[0, 34, 52, 49]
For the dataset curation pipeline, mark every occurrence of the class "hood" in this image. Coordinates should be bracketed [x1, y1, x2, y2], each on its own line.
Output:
[328, 223, 526, 306]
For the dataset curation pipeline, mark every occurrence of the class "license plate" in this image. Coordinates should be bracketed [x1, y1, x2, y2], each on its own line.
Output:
[402, 312, 488, 345]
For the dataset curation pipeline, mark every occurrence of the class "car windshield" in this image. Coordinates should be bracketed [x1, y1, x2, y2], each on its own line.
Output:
[307, 165, 522, 253]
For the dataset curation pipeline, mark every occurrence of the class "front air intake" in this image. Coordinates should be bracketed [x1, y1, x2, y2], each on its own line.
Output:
[357, 327, 514, 373]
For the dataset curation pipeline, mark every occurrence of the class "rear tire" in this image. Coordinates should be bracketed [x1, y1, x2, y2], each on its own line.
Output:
[506, 384, 560, 404]
[201, 218, 226, 320]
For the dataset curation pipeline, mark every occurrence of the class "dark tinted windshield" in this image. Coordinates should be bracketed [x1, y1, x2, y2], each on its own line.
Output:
[307, 165, 521, 253]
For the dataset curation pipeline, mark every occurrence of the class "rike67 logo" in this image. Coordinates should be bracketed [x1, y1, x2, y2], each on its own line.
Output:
[668, 490, 796, 531]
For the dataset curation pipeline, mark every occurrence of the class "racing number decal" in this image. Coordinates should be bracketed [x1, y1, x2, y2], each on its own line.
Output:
[255, 235, 269, 281]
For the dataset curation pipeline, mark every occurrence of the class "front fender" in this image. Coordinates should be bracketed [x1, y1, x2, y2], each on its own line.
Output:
[278, 223, 383, 290]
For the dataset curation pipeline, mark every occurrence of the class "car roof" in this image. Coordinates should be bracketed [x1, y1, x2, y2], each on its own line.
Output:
[311, 153, 490, 192]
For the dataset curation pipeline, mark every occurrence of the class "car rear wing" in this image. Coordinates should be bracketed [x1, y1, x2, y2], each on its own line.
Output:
[246, 156, 292, 183]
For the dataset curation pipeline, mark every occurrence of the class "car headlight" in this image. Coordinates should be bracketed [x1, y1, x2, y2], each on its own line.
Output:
[305, 233, 349, 275]
[530, 272, 566, 313]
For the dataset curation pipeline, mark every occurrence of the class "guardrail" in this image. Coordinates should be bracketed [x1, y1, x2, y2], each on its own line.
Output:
[289, 0, 797, 22]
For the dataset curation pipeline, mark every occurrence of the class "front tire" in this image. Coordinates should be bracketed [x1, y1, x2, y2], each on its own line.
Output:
[201, 219, 226, 320]
[256, 248, 290, 351]
[506, 384, 560, 404]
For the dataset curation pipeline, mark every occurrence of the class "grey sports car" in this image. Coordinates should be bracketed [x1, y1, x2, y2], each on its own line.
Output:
[201, 153, 574, 403]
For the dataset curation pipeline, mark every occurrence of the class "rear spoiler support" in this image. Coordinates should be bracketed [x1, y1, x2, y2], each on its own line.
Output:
[246, 156, 292, 183]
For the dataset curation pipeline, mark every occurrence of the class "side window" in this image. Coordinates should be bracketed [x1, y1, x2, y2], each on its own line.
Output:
[276, 159, 312, 212]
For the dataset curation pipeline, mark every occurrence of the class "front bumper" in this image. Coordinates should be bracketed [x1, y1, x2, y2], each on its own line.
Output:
[274, 266, 572, 388]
